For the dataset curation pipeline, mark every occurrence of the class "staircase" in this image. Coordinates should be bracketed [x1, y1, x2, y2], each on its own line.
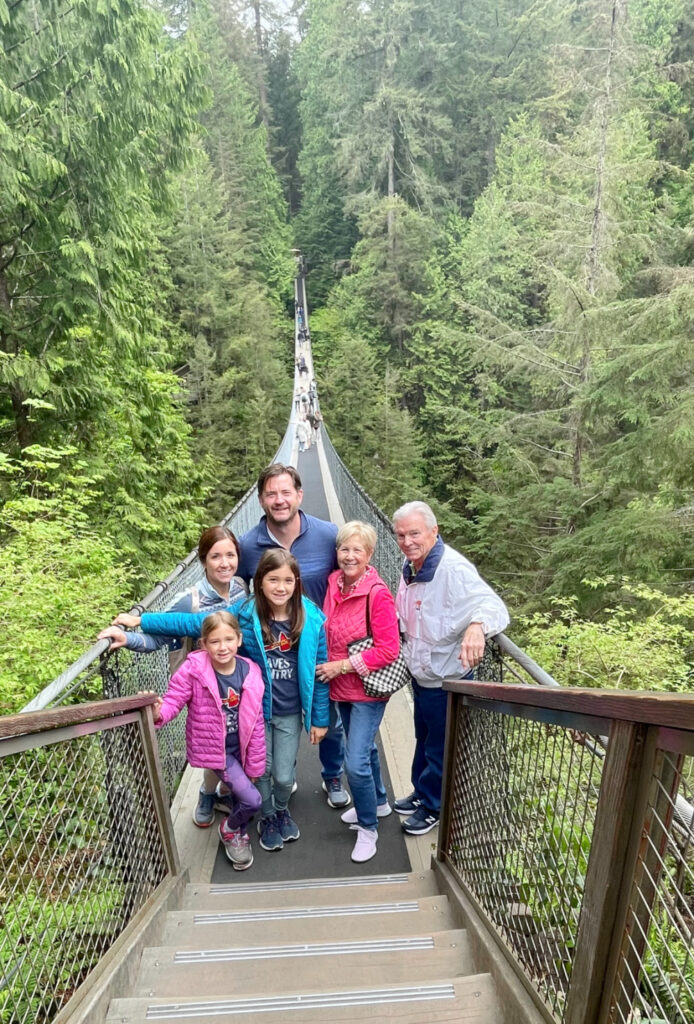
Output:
[106, 869, 502, 1023]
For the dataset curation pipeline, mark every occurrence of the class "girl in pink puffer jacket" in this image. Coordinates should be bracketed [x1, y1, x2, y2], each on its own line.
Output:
[153, 611, 265, 872]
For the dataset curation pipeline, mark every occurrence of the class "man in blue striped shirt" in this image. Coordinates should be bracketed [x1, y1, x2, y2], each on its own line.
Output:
[237, 464, 349, 809]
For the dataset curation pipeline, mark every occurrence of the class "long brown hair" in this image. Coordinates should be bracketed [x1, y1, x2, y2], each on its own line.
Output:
[253, 549, 305, 646]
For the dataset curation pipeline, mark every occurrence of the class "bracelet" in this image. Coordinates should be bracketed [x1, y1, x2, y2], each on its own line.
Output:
[342, 659, 349, 674]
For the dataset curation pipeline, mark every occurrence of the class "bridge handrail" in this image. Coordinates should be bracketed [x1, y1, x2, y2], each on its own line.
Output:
[321, 425, 561, 690]
[0, 695, 178, 1024]
[20, 420, 295, 716]
[437, 679, 694, 1024]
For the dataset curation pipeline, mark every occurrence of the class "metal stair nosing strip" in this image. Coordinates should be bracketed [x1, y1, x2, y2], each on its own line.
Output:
[192, 900, 421, 925]
[205, 872, 411, 895]
[173, 935, 437, 964]
[143, 984, 457, 1019]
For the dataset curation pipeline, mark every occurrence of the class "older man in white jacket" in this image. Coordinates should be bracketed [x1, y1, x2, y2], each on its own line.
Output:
[393, 501, 510, 835]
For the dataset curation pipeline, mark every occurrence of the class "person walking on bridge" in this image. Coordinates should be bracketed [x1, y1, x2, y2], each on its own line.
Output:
[392, 501, 509, 835]
[237, 464, 350, 809]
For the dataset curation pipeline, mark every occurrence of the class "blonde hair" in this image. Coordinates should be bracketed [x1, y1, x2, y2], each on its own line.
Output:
[336, 520, 377, 555]
[200, 611, 242, 641]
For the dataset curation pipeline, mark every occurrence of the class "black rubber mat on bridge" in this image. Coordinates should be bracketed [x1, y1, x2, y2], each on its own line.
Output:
[210, 733, 411, 882]
[211, 443, 412, 882]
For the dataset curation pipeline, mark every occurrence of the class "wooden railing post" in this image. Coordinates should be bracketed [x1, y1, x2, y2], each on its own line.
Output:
[564, 720, 654, 1024]
[437, 691, 461, 860]
[138, 703, 180, 876]
[602, 744, 684, 1024]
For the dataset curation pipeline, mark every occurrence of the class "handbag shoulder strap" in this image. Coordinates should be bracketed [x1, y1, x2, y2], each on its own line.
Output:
[364, 589, 372, 636]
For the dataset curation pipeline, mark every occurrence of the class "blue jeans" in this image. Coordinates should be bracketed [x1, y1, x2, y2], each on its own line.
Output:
[338, 700, 388, 830]
[319, 700, 345, 780]
[257, 713, 303, 818]
[411, 681, 449, 815]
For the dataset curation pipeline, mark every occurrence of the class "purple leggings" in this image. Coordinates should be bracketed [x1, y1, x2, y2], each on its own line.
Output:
[217, 752, 261, 832]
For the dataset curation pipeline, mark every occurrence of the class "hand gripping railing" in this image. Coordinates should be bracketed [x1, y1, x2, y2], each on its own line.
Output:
[436, 682, 694, 1024]
[0, 695, 177, 1024]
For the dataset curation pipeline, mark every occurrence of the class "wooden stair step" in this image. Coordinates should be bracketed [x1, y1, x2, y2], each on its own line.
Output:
[162, 894, 455, 948]
[181, 871, 438, 911]
[134, 928, 471, 998]
[108, 973, 501, 1023]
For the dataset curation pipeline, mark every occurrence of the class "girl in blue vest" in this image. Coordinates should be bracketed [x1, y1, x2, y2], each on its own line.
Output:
[115, 549, 330, 853]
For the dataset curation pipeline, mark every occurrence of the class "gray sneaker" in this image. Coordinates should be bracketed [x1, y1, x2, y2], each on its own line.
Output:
[218, 822, 254, 870]
[193, 788, 216, 828]
[322, 778, 351, 809]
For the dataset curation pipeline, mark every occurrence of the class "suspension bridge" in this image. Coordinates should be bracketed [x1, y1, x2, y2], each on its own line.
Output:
[1, 268, 693, 1024]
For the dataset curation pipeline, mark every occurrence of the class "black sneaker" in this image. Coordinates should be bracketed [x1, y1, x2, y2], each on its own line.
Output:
[393, 792, 422, 816]
[275, 808, 300, 842]
[402, 806, 439, 835]
[257, 814, 284, 852]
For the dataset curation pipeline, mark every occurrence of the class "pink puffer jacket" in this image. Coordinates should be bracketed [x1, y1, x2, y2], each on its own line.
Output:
[323, 568, 400, 703]
[155, 650, 266, 777]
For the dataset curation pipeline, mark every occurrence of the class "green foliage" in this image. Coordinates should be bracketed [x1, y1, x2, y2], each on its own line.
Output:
[309, 304, 423, 512]
[0, 490, 134, 712]
[517, 579, 694, 692]
[162, 144, 292, 520]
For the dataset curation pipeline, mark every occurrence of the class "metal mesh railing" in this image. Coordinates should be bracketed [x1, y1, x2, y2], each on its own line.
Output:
[0, 702, 170, 1024]
[610, 748, 694, 1024]
[445, 703, 604, 1018]
[21, 419, 295, 801]
[321, 427, 403, 594]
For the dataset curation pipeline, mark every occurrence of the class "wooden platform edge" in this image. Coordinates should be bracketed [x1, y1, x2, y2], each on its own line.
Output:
[53, 872, 188, 1024]
[432, 858, 553, 1024]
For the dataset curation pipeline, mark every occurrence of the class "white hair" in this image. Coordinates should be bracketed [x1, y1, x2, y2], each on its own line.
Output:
[392, 501, 438, 529]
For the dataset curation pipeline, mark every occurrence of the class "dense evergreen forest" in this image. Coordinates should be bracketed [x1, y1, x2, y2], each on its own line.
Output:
[2, 0, 694, 709]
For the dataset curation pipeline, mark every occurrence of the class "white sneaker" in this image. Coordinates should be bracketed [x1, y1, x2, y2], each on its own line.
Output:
[341, 802, 392, 824]
[350, 825, 378, 863]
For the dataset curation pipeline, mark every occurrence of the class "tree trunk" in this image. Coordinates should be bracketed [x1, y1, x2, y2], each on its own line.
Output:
[387, 145, 395, 248]
[571, 0, 621, 496]
[0, 270, 33, 451]
[251, 0, 270, 128]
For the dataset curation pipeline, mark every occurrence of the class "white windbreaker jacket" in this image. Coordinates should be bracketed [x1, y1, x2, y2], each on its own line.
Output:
[396, 544, 510, 688]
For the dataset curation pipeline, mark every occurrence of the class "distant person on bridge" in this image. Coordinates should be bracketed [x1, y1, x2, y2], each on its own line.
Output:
[308, 409, 322, 442]
[235, 463, 350, 810]
[392, 501, 510, 835]
[296, 415, 311, 453]
[316, 521, 400, 863]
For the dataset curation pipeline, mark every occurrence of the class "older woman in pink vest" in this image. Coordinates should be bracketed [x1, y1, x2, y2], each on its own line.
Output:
[316, 521, 401, 864]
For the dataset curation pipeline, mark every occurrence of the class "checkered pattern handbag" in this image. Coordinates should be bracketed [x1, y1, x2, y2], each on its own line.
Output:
[347, 591, 411, 698]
